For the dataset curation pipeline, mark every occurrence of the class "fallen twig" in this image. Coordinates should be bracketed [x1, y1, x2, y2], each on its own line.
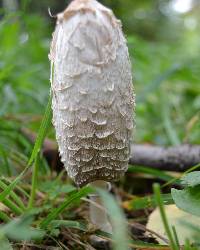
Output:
[130, 144, 200, 171]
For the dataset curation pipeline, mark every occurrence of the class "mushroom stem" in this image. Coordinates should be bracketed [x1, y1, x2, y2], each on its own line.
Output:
[89, 180, 112, 233]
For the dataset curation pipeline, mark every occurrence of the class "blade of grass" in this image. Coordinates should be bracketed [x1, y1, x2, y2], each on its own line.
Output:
[0, 211, 10, 223]
[2, 178, 30, 199]
[0, 215, 45, 241]
[128, 165, 175, 183]
[162, 163, 200, 188]
[137, 63, 181, 103]
[97, 188, 129, 250]
[129, 193, 173, 210]
[28, 94, 52, 209]
[50, 220, 87, 231]
[40, 186, 92, 229]
[0, 237, 13, 250]
[28, 154, 40, 209]
[172, 226, 180, 247]
[0, 146, 11, 176]
[153, 183, 179, 250]
[3, 198, 23, 215]
[161, 91, 180, 146]
[0, 165, 29, 203]
[0, 75, 52, 208]
[28, 94, 52, 166]
[0, 180, 25, 211]
[184, 239, 192, 250]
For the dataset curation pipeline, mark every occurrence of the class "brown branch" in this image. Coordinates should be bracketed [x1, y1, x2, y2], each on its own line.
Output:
[130, 144, 200, 171]
[21, 128, 200, 172]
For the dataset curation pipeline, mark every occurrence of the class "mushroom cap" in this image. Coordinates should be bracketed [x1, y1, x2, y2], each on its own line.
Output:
[50, 0, 135, 186]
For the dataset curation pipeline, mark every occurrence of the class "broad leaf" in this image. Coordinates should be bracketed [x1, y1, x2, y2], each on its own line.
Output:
[0, 237, 13, 250]
[171, 186, 200, 217]
[181, 171, 200, 187]
[0, 215, 45, 241]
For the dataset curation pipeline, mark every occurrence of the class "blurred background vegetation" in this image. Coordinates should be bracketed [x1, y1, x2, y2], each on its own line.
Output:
[0, 1, 199, 248]
[0, 0, 199, 175]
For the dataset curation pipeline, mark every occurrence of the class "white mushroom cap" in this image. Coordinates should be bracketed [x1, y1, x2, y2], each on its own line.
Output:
[50, 0, 135, 186]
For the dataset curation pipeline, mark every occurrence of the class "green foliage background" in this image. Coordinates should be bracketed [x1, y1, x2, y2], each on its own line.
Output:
[1, 0, 199, 147]
[0, 0, 200, 249]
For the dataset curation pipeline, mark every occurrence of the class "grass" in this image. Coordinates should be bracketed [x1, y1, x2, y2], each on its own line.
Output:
[0, 3, 200, 250]
[153, 184, 179, 250]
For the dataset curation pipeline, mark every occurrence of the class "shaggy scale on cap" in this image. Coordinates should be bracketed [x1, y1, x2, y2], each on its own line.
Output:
[50, 0, 135, 186]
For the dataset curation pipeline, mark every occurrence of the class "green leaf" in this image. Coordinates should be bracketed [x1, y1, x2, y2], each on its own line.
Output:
[97, 189, 129, 250]
[171, 186, 200, 217]
[50, 220, 87, 232]
[2, 198, 23, 215]
[153, 184, 179, 250]
[0, 145, 11, 176]
[128, 165, 175, 183]
[163, 163, 200, 188]
[160, 90, 180, 146]
[40, 186, 92, 228]
[28, 94, 52, 166]
[129, 193, 173, 210]
[0, 215, 45, 241]
[0, 166, 29, 203]
[28, 95, 53, 209]
[0, 237, 13, 250]
[181, 171, 200, 187]
[0, 211, 10, 223]
[137, 64, 181, 103]
[0, 180, 25, 211]
[39, 181, 76, 199]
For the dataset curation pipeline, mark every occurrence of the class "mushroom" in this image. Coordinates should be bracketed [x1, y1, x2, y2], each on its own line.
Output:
[50, 0, 135, 233]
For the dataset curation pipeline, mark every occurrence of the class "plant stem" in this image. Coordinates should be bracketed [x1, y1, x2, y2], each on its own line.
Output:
[153, 183, 179, 250]
[28, 154, 40, 209]
[89, 180, 112, 233]
[172, 226, 180, 247]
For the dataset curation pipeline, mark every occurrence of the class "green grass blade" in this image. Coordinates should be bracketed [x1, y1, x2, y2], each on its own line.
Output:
[0, 215, 45, 241]
[137, 64, 181, 103]
[162, 163, 200, 188]
[153, 183, 179, 250]
[0, 180, 26, 211]
[28, 94, 52, 166]
[1, 178, 30, 199]
[97, 189, 129, 250]
[3, 198, 23, 216]
[0, 146, 11, 176]
[0, 165, 29, 203]
[27, 95, 52, 208]
[40, 186, 92, 229]
[28, 154, 40, 209]
[128, 165, 175, 183]
[161, 91, 180, 146]
[172, 226, 180, 248]
[50, 220, 87, 231]
[0, 211, 10, 223]
[129, 193, 173, 210]
[0, 237, 13, 250]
